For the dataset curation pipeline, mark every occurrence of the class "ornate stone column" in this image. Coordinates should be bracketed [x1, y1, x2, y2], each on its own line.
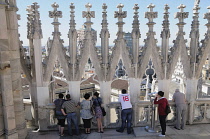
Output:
[69, 3, 77, 80]
[159, 5, 171, 99]
[131, 4, 140, 78]
[100, 3, 110, 81]
[6, 1, 27, 138]
[0, 2, 7, 138]
[0, 1, 19, 138]
[26, 2, 43, 127]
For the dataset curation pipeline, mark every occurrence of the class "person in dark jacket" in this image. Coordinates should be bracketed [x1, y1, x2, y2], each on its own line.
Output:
[154, 91, 168, 137]
[54, 93, 66, 136]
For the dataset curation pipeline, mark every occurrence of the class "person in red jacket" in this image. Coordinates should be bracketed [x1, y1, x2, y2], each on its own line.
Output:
[154, 91, 168, 137]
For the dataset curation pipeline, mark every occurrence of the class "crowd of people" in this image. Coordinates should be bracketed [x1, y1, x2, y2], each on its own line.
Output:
[54, 91, 104, 136]
[54, 89, 187, 138]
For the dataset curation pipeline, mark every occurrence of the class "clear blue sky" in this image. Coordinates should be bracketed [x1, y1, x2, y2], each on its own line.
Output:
[17, 0, 210, 46]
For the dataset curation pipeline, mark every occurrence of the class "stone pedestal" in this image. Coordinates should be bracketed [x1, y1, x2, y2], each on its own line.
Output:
[99, 81, 112, 127]
[158, 79, 170, 99]
[37, 87, 50, 106]
[68, 81, 80, 102]
[68, 81, 81, 124]
[128, 78, 141, 126]
[29, 83, 38, 126]
[185, 79, 198, 102]
[1, 68, 19, 139]
[185, 78, 198, 124]
[37, 86, 50, 130]
[129, 78, 141, 103]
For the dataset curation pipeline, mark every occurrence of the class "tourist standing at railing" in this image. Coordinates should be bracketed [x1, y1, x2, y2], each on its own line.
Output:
[116, 89, 133, 134]
[61, 94, 80, 136]
[154, 91, 168, 137]
[80, 93, 93, 134]
[172, 89, 187, 130]
[54, 93, 66, 136]
[92, 91, 104, 133]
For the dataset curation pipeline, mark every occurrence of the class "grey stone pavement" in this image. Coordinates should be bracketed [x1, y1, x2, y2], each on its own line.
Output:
[26, 124, 210, 139]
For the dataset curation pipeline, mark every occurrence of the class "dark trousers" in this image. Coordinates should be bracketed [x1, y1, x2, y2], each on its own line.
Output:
[82, 118, 91, 128]
[57, 119, 65, 127]
[159, 115, 167, 135]
[121, 108, 132, 132]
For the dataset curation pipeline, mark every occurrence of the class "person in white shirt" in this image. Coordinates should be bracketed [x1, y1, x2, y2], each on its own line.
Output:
[116, 89, 133, 134]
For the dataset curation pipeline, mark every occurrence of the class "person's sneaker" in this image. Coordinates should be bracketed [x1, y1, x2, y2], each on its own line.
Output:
[127, 131, 132, 134]
[116, 129, 124, 133]
[159, 134, 165, 137]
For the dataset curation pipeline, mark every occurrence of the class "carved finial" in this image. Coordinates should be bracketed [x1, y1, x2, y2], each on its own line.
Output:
[101, 3, 108, 30]
[69, 3, 76, 29]
[132, 4, 140, 27]
[115, 3, 127, 19]
[164, 4, 170, 14]
[27, 2, 42, 39]
[147, 3, 155, 12]
[114, 3, 127, 35]
[49, 2, 62, 23]
[161, 4, 170, 34]
[145, 3, 157, 32]
[82, 3, 95, 31]
[70, 3, 75, 10]
[32, 2, 39, 11]
[49, 3, 62, 34]
[102, 3, 107, 12]
[190, 1, 200, 38]
[208, 6, 210, 12]
[193, 1, 200, 15]
[133, 4, 139, 14]
[178, 4, 186, 12]
[194, 0, 200, 6]
[175, 4, 188, 26]
[26, 5, 33, 39]
[204, 6, 210, 27]
[85, 3, 92, 11]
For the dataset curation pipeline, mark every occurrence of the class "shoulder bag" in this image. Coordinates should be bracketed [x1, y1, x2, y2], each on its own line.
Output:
[97, 98, 106, 116]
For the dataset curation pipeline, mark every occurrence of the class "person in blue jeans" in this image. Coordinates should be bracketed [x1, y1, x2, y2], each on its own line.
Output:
[61, 94, 80, 136]
[116, 89, 133, 134]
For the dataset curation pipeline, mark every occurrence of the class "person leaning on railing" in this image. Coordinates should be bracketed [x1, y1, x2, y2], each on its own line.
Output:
[53, 93, 66, 136]
[172, 89, 187, 130]
[116, 89, 133, 134]
[61, 94, 80, 136]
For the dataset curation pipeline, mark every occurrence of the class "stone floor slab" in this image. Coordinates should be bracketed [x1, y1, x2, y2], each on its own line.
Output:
[26, 124, 210, 139]
[133, 127, 159, 137]
[102, 129, 134, 139]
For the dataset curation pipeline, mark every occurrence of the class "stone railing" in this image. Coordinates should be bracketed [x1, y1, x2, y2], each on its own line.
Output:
[190, 99, 210, 124]
[106, 101, 177, 128]
[24, 99, 210, 130]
